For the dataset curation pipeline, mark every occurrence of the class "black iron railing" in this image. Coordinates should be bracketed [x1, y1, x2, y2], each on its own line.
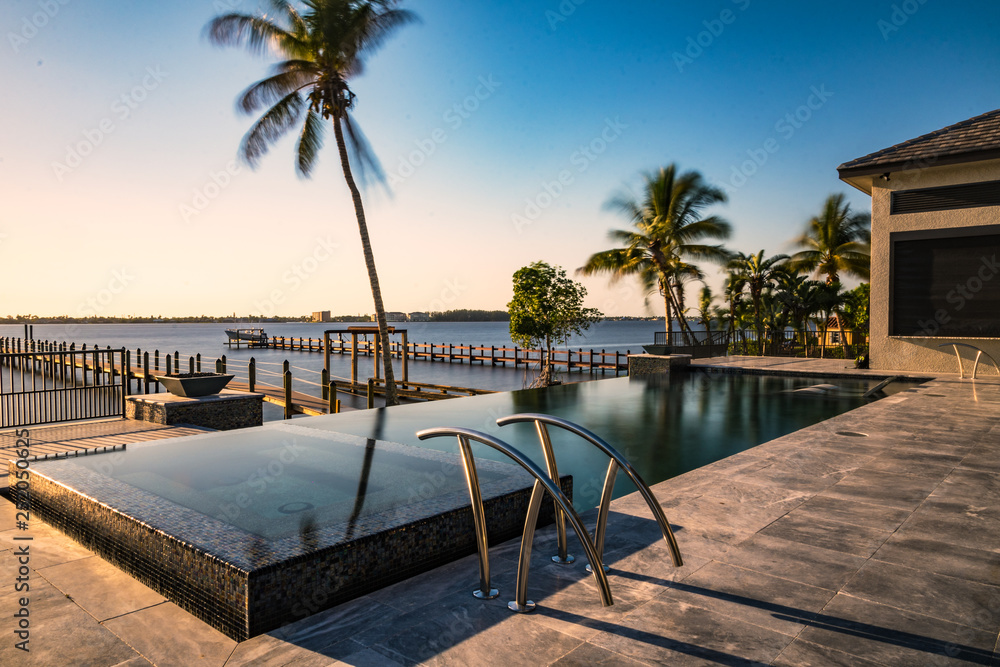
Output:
[0, 344, 128, 427]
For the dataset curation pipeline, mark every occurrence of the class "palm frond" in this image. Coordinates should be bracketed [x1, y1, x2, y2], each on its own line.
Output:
[295, 109, 327, 177]
[237, 66, 317, 114]
[205, 13, 304, 59]
[341, 113, 385, 188]
[238, 91, 305, 167]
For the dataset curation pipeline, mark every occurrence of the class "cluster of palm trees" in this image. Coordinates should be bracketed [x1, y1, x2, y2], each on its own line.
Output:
[580, 166, 872, 358]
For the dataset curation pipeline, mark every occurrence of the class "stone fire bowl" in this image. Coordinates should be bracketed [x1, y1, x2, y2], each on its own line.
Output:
[155, 373, 235, 398]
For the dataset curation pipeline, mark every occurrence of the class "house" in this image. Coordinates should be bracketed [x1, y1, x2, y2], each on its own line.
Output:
[838, 108, 1000, 373]
[311, 311, 331, 323]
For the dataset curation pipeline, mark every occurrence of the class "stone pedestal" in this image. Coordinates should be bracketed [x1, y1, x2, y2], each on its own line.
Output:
[627, 353, 692, 376]
[126, 390, 264, 430]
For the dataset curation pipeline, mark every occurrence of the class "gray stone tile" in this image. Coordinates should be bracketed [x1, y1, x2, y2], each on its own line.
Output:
[0, 574, 141, 667]
[599, 538, 710, 596]
[772, 638, 885, 667]
[960, 442, 1000, 473]
[588, 597, 794, 665]
[861, 448, 962, 478]
[797, 592, 998, 665]
[930, 468, 1000, 505]
[759, 512, 892, 558]
[820, 468, 942, 510]
[549, 642, 650, 666]
[790, 494, 913, 532]
[873, 534, 1000, 587]
[0, 521, 95, 569]
[37, 554, 166, 622]
[264, 595, 401, 653]
[895, 500, 1000, 551]
[369, 599, 584, 667]
[843, 560, 1000, 631]
[657, 560, 837, 637]
[103, 601, 237, 667]
[713, 533, 867, 591]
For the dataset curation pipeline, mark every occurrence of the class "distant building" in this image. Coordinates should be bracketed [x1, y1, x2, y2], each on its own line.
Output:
[409, 312, 430, 322]
[385, 312, 408, 322]
[312, 311, 331, 323]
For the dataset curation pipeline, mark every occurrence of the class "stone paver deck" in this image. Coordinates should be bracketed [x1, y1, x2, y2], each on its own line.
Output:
[1, 358, 998, 666]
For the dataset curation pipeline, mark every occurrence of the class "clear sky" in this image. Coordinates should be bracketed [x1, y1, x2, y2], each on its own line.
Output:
[2, 0, 999, 318]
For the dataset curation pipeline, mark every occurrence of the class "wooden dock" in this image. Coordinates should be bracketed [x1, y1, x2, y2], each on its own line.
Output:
[265, 335, 631, 372]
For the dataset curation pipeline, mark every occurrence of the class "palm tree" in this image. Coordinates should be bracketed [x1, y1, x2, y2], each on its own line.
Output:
[205, 0, 417, 406]
[578, 165, 732, 343]
[726, 250, 789, 354]
[789, 193, 871, 285]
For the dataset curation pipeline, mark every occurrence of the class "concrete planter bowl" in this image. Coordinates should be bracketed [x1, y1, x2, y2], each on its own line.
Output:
[156, 373, 234, 398]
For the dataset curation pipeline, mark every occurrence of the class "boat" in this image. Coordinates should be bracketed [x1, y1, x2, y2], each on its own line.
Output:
[225, 328, 269, 347]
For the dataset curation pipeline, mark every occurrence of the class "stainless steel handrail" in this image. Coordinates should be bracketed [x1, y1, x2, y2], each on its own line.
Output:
[496, 414, 683, 574]
[938, 342, 1000, 379]
[416, 426, 613, 613]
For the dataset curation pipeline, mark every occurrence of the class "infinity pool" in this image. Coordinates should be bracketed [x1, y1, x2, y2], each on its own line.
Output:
[296, 371, 918, 509]
[15, 370, 917, 639]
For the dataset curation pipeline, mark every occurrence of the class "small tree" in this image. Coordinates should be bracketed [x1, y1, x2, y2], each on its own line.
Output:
[508, 262, 602, 387]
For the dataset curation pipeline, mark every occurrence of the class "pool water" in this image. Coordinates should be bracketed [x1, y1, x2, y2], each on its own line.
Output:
[74, 427, 508, 540]
[295, 372, 918, 510]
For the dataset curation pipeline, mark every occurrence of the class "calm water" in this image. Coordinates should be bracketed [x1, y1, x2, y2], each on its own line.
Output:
[0, 321, 662, 401]
[264, 373, 911, 511]
[54, 371, 906, 530]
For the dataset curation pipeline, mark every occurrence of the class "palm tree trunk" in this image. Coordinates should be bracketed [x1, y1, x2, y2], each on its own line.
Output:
[333, 116, 398, 406]
[662, 289, 673, 341]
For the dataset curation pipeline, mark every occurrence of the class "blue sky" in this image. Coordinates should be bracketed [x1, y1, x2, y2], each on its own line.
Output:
[2, 0, 999, 318]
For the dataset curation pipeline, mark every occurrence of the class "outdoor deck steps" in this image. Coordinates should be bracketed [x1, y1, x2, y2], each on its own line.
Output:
[0, 421, 212, 464]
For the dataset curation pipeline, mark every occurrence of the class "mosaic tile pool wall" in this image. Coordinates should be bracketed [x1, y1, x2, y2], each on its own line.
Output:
[10, 426, 571, 641]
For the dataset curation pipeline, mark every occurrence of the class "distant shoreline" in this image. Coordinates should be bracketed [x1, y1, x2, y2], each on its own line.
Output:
[0, 315, 662, 325]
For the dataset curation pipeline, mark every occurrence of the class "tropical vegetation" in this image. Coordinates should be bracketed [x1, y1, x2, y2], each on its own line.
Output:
[205, 0, 417, 405]
[580, 178, 873, 360]
[508, 262, 602, 387]
[577, 165, 732, 345]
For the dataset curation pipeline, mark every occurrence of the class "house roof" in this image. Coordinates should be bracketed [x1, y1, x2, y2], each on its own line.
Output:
[837, 108, 1000, 182]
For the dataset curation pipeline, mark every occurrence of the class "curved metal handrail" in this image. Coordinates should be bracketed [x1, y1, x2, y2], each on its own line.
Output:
[496, 414, 683, 572]
[416, 426, 613, 612]
[938, 342, 1000, 380]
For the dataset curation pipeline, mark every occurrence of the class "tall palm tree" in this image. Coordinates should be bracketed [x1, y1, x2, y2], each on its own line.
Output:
[205, 0, 416, 406]
[789, 193, 871, 285]
[726, 250, 789, 354]
[578, 165, 732, 342]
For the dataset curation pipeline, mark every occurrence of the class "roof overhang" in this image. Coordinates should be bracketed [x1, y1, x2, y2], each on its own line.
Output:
[837, 147, 1000, 195]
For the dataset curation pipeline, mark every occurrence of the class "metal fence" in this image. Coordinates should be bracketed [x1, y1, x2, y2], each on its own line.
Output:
[0, 346, 128, 427]
[654, 329, 869, 360]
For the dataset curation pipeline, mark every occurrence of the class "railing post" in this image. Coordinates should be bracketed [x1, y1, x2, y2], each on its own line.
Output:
[328, 381, 337, 414]
[367, 378, 375, 409]
[215, 358, 222, 373]
[143, 352, 150, 394]
[196, 353, 202, 372]
[166, 355, 172, 376]
[249, 357, 256, 392]
[221, 355, 227, 373]
[283, 369, 292, 420]
[154, 349, 160, 372]
[189, 356, 195, 375]
[174, 350, 179, 372]
[321, 368, 329, 399]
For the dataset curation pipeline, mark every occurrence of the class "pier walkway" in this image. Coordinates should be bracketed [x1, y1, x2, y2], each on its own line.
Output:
[2, 357, 997, 664]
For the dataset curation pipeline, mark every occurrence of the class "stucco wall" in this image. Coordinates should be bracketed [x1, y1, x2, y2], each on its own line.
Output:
[869, 158, 1000, 374]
